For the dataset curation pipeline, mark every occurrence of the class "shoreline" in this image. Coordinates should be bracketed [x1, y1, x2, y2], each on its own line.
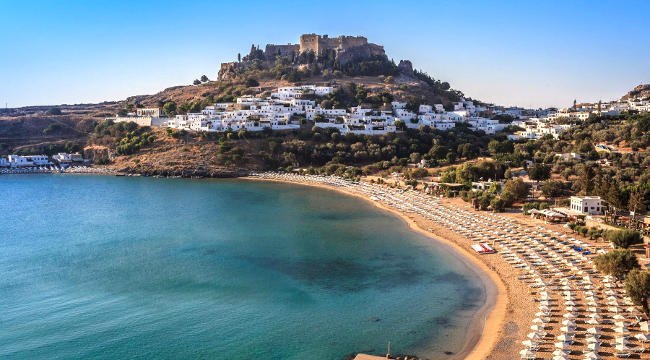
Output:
[240, 176, 507, 360]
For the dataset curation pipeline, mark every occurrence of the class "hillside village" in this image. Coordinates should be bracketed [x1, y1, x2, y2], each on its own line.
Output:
[104, 83, 650, 141]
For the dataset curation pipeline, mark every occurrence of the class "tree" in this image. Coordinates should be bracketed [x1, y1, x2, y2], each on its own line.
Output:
[117, 108, 128, 116]
[587, 227, 602, 241]
[594, 249, 639, 282]
[500, 190, 515, 207]
[237, 53, 241, 62]
[46, 107, 62, 115]
[629, 187, 647, 218]
[488, 140, 514, 155]
[528, 163, 551, 183]
[394, 120, 406, 131]
[245, 78, 259, 87]
[541, 180, 564, 198]
[624, 269, 650, 316]
[445, 152, 456, 164]
[577, 165, 596, 195]
[163, 101, 177, 117]
[193, 79, 201, 85]
[411, 168, 429, 179]
[490, 197, 505, 212]
[604, 229, 643, 249]
[502, 178, 530, 201]
[579, 227, 588, 237]
[200, 75, 209, 82]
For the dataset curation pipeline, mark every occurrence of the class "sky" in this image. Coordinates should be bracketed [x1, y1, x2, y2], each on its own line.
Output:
[1, 0, 649, 108]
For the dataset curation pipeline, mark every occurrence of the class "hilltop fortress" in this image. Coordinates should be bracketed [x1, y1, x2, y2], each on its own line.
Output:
[264, 34, 385, 62]
[219, 34, 386, 80]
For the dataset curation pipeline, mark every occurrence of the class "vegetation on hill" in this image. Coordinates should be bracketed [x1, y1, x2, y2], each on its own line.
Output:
[91, 119, 154, 156]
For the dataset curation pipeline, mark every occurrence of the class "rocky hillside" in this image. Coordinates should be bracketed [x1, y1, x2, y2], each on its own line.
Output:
[621, 84, 650, 100]
[1, 34, 476, 156]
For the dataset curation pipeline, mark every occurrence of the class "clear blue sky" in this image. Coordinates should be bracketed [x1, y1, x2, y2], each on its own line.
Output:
[1, 0, 649, 108]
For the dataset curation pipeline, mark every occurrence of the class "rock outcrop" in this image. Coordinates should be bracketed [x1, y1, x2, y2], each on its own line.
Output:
[398, 60, 414, 76]
[217, 62, 247, 81]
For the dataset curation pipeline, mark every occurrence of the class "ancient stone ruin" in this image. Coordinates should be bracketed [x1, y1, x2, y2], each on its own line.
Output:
[219, 34, 387, 80]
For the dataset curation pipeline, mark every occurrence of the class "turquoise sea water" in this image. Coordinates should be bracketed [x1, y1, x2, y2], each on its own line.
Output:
[0, 175, 486, 360]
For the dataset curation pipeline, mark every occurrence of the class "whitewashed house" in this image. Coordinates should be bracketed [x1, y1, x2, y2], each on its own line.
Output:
[570, 196, 603, 215]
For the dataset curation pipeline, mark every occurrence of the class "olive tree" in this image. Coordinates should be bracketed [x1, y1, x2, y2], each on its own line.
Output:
[594, 249, 640, 282]
[624, 269, 650, 316]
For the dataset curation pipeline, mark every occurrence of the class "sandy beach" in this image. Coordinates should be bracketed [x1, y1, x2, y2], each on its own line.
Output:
[243, 173, 649, 360]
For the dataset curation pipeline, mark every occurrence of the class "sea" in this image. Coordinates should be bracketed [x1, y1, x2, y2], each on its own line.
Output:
[0, 175, 488, 359]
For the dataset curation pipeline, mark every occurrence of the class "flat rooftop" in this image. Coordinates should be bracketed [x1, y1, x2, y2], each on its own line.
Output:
[353, 355, 388, 360]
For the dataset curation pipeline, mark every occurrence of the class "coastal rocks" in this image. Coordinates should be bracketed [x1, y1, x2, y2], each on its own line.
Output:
[83, 145, 112, 162]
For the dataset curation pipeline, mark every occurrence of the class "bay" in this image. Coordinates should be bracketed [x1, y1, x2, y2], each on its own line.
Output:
[0, 175, 486, 359]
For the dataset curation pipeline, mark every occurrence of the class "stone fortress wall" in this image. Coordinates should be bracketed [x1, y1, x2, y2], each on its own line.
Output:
[219, 34, 386, 80]
[298, 34, 370, 54]
[264, 44, 300, 60]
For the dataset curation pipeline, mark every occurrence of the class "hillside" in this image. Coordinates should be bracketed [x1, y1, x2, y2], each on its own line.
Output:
[621, 84, 650, 100]
[1, 35, 476, 157]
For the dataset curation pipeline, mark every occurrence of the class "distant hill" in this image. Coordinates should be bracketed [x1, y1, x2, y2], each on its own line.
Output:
[621, 84, 650, 100]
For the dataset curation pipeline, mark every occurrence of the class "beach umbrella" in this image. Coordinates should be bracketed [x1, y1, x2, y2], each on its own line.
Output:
[563, 312, 576, 318]
[528, 332, 543, 340]
[532, 318, 545, 324]
[587, 327, 600, 334]
[519, 349, 534, 358]
[589, 313, 602, 320]
[531, 325, 545, 331]
[615, 320, 629, 327]
[553, 355, 569, 360]
[615, 327, 630, 334]
[616, 343, 629, 351]
[552, 349, 568, 356]
[584, 351, 600, 360]
[635, 333, 650, 342]
[565, 306, 578, 312]
[522, 339, 537, 347]
[609, 306, 622, 313]
[641, 321, 649, 332]
[586, 336, 599, 344]
[587, 342, 600, 351]
[554, 341, 567, 349]
[562, 319, 575, 326]
[587, 318, 600, 325]
[615, 336, 628, 345]
[556, 334, 572, 342]
[560, 326, 575, 333]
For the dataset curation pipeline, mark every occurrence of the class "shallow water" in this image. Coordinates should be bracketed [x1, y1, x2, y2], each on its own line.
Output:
[0, 175, 486, 359]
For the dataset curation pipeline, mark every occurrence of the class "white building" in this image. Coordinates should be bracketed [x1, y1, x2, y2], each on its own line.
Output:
[113, 107, 167, 127]
[7, 155, 51, 167]
[52, 152, 84, 164]
[570, 196, 603, 215]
